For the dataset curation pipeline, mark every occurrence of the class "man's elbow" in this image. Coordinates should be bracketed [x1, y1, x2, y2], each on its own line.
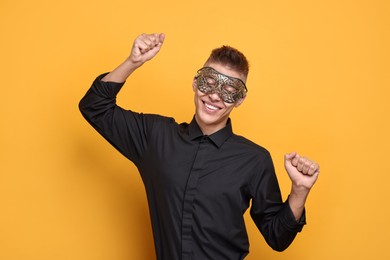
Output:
[267, 235, 296, 252]
[271, 244, 290, 252]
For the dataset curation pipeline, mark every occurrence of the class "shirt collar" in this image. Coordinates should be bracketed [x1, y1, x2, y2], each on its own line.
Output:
[188, 117, 233, 148]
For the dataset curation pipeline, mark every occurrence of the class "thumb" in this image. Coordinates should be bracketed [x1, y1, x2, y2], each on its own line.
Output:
[284, 152, 297, 161]
[159, 33, 166, 44]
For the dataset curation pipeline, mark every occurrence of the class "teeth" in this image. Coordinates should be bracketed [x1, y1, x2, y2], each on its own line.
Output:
[205, 103, 219, 110]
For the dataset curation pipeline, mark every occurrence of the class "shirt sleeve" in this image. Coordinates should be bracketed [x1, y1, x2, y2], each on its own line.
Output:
[79, 73, 153, 165]
[249, 151, 306, 252]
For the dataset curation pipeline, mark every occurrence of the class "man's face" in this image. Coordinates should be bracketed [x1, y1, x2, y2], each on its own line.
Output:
[192, 62, 246, 134]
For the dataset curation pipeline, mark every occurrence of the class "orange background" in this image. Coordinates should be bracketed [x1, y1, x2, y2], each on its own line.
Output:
[1, 0, 389, 259]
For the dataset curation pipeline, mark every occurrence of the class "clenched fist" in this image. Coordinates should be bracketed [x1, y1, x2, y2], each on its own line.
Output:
[284, 152, 320, 191]
[101, 33, 165, 83]
[129, 33, 165, 65]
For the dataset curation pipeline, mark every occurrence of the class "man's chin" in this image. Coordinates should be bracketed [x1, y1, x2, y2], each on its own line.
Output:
[197, 113, 226, 126]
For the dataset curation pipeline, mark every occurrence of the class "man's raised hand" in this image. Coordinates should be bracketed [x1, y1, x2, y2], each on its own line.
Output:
[129, 33, 165, 66]
[284, 152, 320, 191]
[101, 33, 165, 83]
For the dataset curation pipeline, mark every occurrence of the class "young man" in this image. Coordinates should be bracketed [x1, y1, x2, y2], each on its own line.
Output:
[79, 33, 320, 260]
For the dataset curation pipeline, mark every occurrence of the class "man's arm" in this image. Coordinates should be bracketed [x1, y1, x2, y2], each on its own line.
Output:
[249, 152, 319, 251]
[102, 33, 165, 83]
[78, 33, 165, 164]
[284, 152, 320, 221]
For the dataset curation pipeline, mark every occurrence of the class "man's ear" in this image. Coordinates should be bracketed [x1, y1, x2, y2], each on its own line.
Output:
[234, 95, 246, 108]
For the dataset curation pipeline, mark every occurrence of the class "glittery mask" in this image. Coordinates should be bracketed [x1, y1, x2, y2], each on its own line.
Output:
[195, 67, 247, 104]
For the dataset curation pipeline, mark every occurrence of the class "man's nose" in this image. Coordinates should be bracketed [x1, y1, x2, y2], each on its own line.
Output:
[208, 91, 221, 101]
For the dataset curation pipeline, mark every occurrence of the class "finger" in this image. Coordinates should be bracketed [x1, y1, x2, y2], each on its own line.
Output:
[142, 33, 160, 48]
[139, 39, 154, 52]
[147, 33, 165, 48]
[291, 153, 300, 167]
[151, 33, 160, 46]
[159, 33, 165, 45]
[284, 152, 297, 161]
[302, 160, 311, 174]
[297, 157, 305, 172]
[133, 38, 150, 55]
[308, 162, 319, 175]
[135, 34, 152, 51]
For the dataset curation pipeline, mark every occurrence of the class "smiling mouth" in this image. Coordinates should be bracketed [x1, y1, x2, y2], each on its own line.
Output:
[203, 101, 221, 111]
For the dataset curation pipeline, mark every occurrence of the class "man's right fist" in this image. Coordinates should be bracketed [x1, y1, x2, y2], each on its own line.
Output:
[129, 33, 165, 65]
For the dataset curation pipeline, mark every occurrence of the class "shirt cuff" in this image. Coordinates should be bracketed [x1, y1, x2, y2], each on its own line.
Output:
[280, 199, 306, 232]
[91, 73, 126, 98]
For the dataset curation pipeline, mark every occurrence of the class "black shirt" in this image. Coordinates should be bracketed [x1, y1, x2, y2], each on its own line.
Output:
[79, 73, 306, 260]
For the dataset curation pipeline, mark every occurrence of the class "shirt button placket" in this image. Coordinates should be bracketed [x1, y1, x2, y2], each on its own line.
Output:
[181, 137, 208, 259]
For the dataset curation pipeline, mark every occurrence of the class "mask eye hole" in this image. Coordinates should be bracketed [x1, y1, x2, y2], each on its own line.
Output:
[205, 77, 217, 86]
[223, 85, 238, 94]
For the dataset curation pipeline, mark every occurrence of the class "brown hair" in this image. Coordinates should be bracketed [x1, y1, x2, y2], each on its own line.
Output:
[205, 45, 249, 78]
